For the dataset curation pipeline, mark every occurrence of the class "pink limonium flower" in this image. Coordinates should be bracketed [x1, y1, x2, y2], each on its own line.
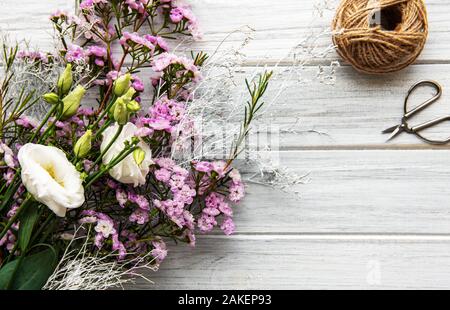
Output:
[0, 229, 17, 253]
[220, 217, 235, 235]
[0, 142, 16, 168]
[144, 35, 169, 52]
[16, 116, 38, 129]
[125, 0, 150, 14]
[168, 3, 202, 40]
[198, 214, 217, 233]
[151, 240, 168, 263]
[155, 168, 172, 183]
[17, 50, 48, 63]
[128, 193, 150, 210]
[194, 161, 214, 173]
[185, 230, 196, 247]
[49, 9, 67, 20]
[116, 189, 128, 208]
[80, 0, 108, 10]
[3, 169, 15, 185]
[87, 45, 108, 67]
[119, 32, 155, 51]
[229, 181, 245, 203]
[151, 53, 201, 82]
[65, 44, 86, 63]
[112, 234, 127, 260]
[229, 168, 242, 183]
[132, 76, 145, 92]
[129, 208, 149, 225]
[155, 158, 175, 170]
[219, 201, 233, 217]
[212, 160, 228, 178]
[173, 185, 196, 205]
[170, 7, 184, 23]
[95, 218, 116, 238]
[149, 97, 186, 123]
[147, 118, 173, 132]
[78, 106, 95, 117]
[134, 126, 154, 137]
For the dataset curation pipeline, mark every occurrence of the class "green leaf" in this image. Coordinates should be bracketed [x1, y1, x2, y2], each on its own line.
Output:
[18, 203, 39, 251]
[0, 248, 57, 290]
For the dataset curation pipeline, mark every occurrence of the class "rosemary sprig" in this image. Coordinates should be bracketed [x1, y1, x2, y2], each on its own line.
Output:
[227, 70, 273, 166]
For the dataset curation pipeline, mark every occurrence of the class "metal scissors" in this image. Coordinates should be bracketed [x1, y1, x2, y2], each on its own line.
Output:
[382, 80, 450, 145]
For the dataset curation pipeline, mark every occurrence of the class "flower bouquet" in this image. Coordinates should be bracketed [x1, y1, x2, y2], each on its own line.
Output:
[0, 0, 271, 290]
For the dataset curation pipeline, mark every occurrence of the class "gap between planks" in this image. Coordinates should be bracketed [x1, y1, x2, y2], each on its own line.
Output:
[280, 145, 450, 151]
[200, 233, 450, 241]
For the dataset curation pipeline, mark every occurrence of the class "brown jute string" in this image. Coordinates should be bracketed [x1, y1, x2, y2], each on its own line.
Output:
[332, 0, 428, 74]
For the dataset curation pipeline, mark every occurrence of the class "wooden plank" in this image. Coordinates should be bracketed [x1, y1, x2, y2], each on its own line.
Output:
[3, 0, 450, 65]
[233, 150, 450, 234]
[189, 0, 450, 64]
[82, 63, 450, 149]
[131, 235, 450, 290]
[217, 64, 450, 149]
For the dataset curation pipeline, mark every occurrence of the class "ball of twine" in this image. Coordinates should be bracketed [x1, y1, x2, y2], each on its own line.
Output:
[332, 0, 428, 74]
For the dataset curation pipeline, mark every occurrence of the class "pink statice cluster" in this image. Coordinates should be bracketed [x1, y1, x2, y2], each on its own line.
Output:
[87, 45, 108, 67]
[134, 96, 187, 137]
[65, 44, 86, 63]
[161, 0, 202, 40]
[79, 210, 127, 259]
[119, 32, 155, 51]
[151, 52, 202, 90]
[79, 0, 108, 10]
[17, 51, 49, 63]
[0, 181, 25, 254]
[193, 162, 244, 235]
[124, 0, 151, 15]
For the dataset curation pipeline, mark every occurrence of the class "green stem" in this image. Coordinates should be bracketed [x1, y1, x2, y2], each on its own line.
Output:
[0, 172, 20, 212]
[91, 95, 116, 130]
[93, 118, 113, 142]
[29, 211, 55, 246]
[87, 124, 123, 174]
[85, 145, 138, 188]
[38, 101, 64, 144]
[0, 196, 32, 241]
[28, 103, 59, 143]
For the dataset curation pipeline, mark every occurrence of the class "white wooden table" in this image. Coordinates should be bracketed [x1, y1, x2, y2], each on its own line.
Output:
[4, 0, 450, 290]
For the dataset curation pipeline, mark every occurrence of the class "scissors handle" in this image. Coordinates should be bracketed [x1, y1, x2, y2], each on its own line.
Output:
[411, 115, 450, 132]
[404, 80, 442, 119]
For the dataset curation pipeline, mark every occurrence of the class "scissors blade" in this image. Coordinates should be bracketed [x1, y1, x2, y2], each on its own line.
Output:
[382, 124, 401, 134]
[385, 126, 403, 142]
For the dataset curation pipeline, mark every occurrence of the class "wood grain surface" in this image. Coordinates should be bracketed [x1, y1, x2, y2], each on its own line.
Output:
[3, 0, 450, 289]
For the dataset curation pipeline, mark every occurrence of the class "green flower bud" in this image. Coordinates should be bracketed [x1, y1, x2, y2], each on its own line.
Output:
[62, 85, 86, 119]
[131, 137, 140, 145]
[80, 172, 88, 181]
[133, 148, 146, 166]
[74, 129, 93, 158]
[113, 98, 129, 125]
[122, 87, 136, 101]
[126, 100, 141, 112]
[113, 73, 131, 97]
[42, 92, 59, 105]
[58, 64, 73, 96]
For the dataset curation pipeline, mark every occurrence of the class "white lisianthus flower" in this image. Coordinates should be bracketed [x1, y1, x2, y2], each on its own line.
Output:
[101, 122, 153, 187]
[18, 144, 85, 217]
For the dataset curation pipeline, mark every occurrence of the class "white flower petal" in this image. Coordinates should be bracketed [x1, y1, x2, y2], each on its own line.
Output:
[18, 144, 85, 217]
[101, 122, 153, 186]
